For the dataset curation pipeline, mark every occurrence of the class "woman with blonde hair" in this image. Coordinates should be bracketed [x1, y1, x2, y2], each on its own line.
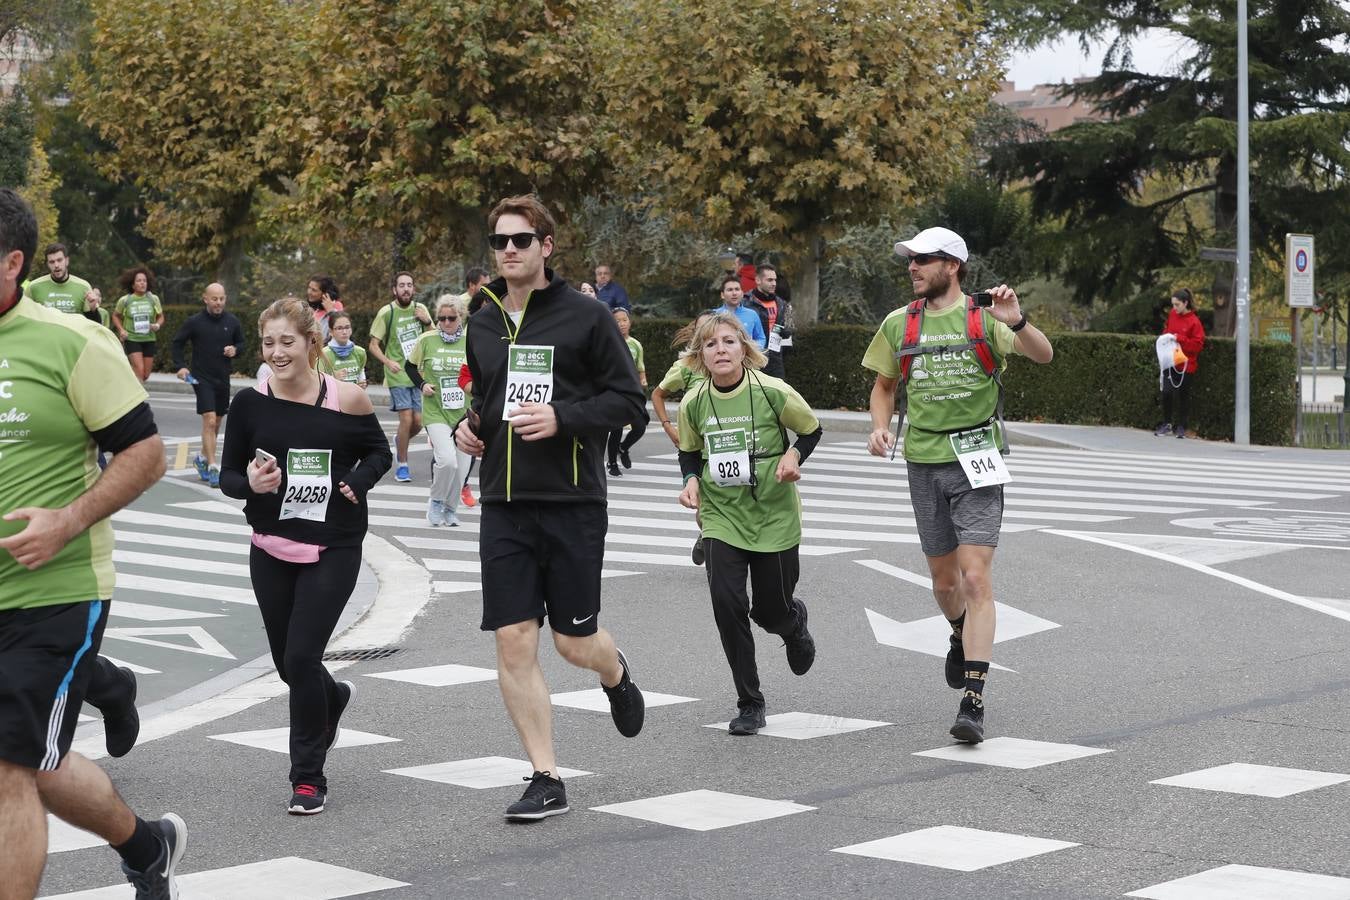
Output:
[219, 297, 392, 815]
[406, 294, 474, 525]
[676, 312, 823, 735]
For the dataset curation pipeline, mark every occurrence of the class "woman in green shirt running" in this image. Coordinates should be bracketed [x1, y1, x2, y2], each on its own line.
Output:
[675, 312, 824, 736]
[112, 266, 164, 383]
[316, 311, 368, 388]
[407, 295, 473, 526]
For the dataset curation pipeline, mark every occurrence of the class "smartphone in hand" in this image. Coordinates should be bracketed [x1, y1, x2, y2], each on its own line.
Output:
[971, 292, 994, 307]
[255, 448, 277, 466]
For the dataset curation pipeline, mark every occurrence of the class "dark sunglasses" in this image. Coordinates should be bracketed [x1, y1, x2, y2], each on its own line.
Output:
[488, 232, 540, 251]
[909, 253, 953, 265]
[437, 315, 459, 322]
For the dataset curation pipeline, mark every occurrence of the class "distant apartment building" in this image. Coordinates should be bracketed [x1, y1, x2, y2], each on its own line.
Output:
[994, 78, 1112, 132]
[1, 32, 46, 96]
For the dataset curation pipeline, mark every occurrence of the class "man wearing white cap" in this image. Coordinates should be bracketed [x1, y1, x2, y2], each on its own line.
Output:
[861, 226, 1053, 743]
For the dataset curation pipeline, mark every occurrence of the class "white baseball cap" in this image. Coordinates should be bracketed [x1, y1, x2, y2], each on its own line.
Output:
[893, 227, 968, 262]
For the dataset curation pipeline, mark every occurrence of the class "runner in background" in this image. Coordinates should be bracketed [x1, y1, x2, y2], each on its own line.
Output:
[606, 308, 646, 477]
[407, 295, 473, 526]
[172, 282, 246, 489]
[112, 267, 164, 383]
[369, 272, 431, 483]
[305, 275, 343, 343]
[219, 297, 392, 815]
[317, 311, 368, 388]
[677, 311, 821, 735]
[651, 313, 711, 564]
[24, 243, 93, 314]
[82, 288, 112, 329]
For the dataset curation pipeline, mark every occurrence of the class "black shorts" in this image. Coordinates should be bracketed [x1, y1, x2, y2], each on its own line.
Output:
[0, 600, 109, 770]
[192, 378, 230, 416]
[479, 502, 607, 636]
[123, 338, 155, 356]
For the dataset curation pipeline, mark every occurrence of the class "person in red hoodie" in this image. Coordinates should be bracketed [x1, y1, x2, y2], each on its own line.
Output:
[1155, 288, 1205, 439]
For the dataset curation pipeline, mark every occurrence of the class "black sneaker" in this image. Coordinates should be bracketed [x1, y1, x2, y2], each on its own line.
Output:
[121, 813, 186, 900]
[783, 600, 815, 676]
[607, 462, 622, 477]
[602, 649, 645, 737]
[1174, 426, 1186, 439]
[691, 537, 705, 566]
[288, 784, 326, 815]
[618, 447, 632, 469]
[104, 665, 140, 758]
[326, 680, 354, 750]
[1153, 423, 1171, 436]
[945, 635, 965, 690]
[950, 698, 985, 744]
[506, 771, 569, 821]
[728, 703, 766, 735]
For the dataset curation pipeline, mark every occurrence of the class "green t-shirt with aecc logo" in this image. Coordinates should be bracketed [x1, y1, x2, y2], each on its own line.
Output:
[369, 301, 430, 388]
[678, 371, 819, 553]
[0, 297, 149, 611]
[25, 274, 94, 315]
[409, 328, 472, 427]
[317, 344, 368, 384]
[861, 300, 1017, 464]
[114, 292, 163, 342]
[658, 356, 704, 394]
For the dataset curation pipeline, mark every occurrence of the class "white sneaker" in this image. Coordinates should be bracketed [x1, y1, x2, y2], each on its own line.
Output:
[426, 499, 445, 526]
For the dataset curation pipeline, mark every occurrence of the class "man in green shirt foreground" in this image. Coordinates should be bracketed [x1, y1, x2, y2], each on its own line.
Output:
[0, 190, 184, 898]
[23, 243, 94, 315]
[862, 226, 1053, 744]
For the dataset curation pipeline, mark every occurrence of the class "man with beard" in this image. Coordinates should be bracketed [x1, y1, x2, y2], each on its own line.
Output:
[744, 264, 792, 378]
[861, 227, 1053, 745]
[369, 271, 432, 482]
[24, 244, 94, 315]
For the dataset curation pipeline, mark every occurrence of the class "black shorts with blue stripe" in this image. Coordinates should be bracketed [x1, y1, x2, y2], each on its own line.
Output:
[0, 600, 109, 770]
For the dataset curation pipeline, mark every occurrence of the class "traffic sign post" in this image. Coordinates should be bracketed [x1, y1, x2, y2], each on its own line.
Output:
[1286, 234, 1315, 445]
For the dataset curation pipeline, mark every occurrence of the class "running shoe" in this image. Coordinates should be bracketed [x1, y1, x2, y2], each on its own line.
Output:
[288, 784, 326, 815]
[505, 771, 569, 821]
[945, 634, 965, 690]
[120, 813, 186, 900]
[1153, 423, 1171, 436]
[395, 463, 411, 483]
[602, 649, 645, 737]
[783, 599, 816, 676]
[193, 454, 209, 482]
[326, 680, 354, 751]
[691, 537, 705, 566]
[104, 665, 140, 758]
[460, 483, 477, 507]
[607, 462, 622, 477]
[427, 498, 445, 526]
[728, 702, 766, 736]
[207, 467, 220, 489]
[950, 698, 985, 744]
[444, 511, 460, 527]
[1174, 426, 1186, 439]
[618, 447, 632, 469]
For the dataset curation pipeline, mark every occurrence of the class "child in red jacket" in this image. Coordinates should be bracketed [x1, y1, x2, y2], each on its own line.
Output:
[1155, 288, 1206, 438]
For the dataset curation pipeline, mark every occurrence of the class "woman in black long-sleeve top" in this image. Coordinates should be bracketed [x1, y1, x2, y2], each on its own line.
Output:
[220, 297, 392, 816]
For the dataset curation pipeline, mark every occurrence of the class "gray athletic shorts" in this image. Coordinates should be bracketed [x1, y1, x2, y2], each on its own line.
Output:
[905, 460, 1004, 557]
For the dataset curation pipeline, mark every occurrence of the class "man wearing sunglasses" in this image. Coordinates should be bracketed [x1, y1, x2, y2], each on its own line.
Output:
[369, 271, 432, 482]
[861, 226, 1053, 745]
[455, 195, 648, 822]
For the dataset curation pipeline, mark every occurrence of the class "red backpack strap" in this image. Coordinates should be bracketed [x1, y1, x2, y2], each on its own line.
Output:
[965, 296, 998, 377]
[897, 299, 925, 383]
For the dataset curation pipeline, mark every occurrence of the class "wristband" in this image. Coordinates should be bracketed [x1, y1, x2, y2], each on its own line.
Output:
[660, 420, 671, 425]
[1010, 315, 1028, 333]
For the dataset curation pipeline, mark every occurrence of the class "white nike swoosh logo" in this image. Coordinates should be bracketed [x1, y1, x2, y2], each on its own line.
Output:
[572, 615, 594, 625]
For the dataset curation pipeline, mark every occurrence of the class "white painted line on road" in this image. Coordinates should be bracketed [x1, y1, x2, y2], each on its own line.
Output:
[115, 573, 256, 606]
[327, 534, 433, 653]
[1126, 863, 1350, 899]
[1047, 530, 1350, 625]
[116, 529, 249, 556]
[592, 789, 814, 831]
[832, 825, 1078, 872]
[364, 664, 497, 687]
[114, 549, 251, 578]
[914, 736, 1113, 769]
[97, 655, 160, 675]
[855, 560, 931, 590]
[103, 626, 236, 659]
[1150, 763, 1350, 798]
[208, 726, 400, 754]
[701, 711, 891, 740]
[553, 689, 697, 712]
[106, 601, 224, 622]
[384, 756, 592, 789]
[113, 509, 251, 535]
[46, 815, 104, 854]
[41, 856, 410, 899]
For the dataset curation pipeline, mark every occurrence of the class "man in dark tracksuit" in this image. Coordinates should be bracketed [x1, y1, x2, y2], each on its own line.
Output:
[171, 282, 246, 487]
[744, 264, 793, 379]
[456, 195, 648, 822]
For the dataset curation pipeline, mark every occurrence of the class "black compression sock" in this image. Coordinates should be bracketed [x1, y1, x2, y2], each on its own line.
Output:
[963, 660, 990, 708]
[947, 611, 966, 640]
[112, 817, 162, 873]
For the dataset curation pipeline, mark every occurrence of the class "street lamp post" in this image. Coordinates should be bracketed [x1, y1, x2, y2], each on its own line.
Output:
[1234, 0, 1251, 444]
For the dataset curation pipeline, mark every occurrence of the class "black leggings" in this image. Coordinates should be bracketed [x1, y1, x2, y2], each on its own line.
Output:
[249, 544, 362, 790]
[608, 420, 647, 463]
[702, 539, 800, 707]
[1160, 370, 1194, 431]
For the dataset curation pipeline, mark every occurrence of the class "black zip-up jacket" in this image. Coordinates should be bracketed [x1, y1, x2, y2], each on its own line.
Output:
[466, 270, 647, 504]
[745, 290, 793, 345]
[171, 310, 246, 384]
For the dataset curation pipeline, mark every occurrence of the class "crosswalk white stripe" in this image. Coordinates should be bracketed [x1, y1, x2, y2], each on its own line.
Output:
[115, 574, 256, 606]
[112, 509, 251, 535]
[1004, 461, 1348, 493]
[113, 549, 251, 578]
[115, 530, 250, 556]
[106, 601, 225, 621]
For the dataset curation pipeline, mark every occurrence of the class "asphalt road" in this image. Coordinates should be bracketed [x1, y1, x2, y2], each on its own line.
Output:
[36, 385, 1350, 899]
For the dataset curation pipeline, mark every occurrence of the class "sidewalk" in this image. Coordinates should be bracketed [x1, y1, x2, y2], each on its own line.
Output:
[149, 373, 1348, 463]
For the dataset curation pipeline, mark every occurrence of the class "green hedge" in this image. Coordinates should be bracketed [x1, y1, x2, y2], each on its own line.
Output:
[161, 306, 1297, 445]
